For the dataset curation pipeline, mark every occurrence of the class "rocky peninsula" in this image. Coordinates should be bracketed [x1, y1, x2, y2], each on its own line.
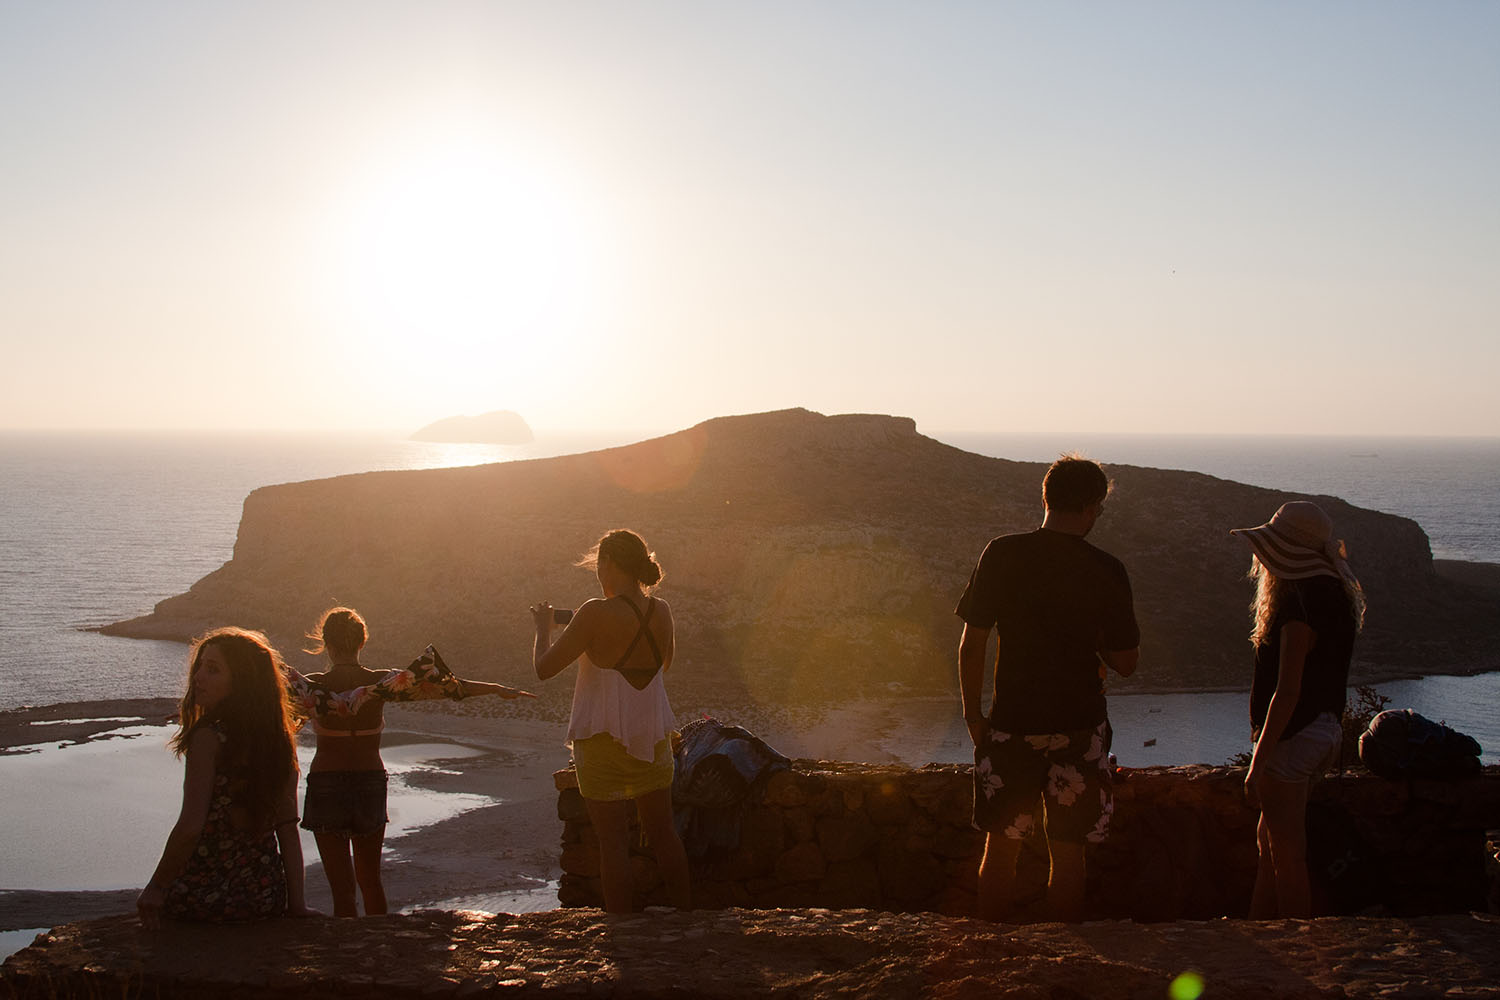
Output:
[102, 408, 1500, 709]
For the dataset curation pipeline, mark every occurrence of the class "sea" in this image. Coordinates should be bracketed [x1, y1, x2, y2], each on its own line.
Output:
[1, 427, 1498, 951]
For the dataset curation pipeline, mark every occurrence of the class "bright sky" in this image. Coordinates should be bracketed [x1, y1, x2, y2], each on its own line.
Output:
[1, 2, 1495, 436]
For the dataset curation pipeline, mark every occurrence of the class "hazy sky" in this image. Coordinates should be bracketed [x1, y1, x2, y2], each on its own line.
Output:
[2, 2, 1496, 436]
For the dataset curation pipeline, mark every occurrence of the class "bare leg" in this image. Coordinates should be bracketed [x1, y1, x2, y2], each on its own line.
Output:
[977, 833, 1023, 921]
[351, 831, 387, 915]
[585, 797, 636, 913]
[1257, 777, 1312, 918]
[1249, 813, 1279, 918]
[635, 787, 691, 909]
[313, 832, 358, 918]
[1044, 840, 1086, 922]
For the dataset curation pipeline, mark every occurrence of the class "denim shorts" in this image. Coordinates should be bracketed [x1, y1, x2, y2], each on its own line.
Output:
[300, 769, 388, 836]
[1260, 712, 1342, 783]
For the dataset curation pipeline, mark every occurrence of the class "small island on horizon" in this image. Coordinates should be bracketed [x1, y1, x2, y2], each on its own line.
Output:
[410, 409, 533, 444]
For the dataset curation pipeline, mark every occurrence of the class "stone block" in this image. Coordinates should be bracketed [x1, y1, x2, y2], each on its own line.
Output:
[783, 805, 816, 844]
[877, 842, 945, 904]
[558, 786, 589, 824]
[762, 770, 808, 807]
[776, 842, 827, 884]
[927, 884, 977, 917]
[692, 879, 752, 910]
[737, 805, 785, 866]
[560, 843, 601, 878]
[819, 860, 883, 909]
[865, 781, 914, 826]
[935, 826, 984, 860]
[816, 814, 876, 863]
[905, 769, 959, 812]
[557, 874, 596, 908]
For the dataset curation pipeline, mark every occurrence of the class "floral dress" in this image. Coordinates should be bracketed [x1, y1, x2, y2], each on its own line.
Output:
[163, 723, 287, 922]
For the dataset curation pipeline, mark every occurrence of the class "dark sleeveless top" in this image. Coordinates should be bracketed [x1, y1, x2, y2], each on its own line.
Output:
[1249, 575, 1358, 741]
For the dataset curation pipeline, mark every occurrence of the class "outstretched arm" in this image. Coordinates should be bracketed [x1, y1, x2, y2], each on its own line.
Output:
[458, 678, 536, 699]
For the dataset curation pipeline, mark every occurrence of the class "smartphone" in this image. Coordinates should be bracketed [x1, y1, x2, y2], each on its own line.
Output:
[553, 608, 574, 625]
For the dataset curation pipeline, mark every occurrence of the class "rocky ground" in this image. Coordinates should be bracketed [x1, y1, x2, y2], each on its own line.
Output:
[6, 907, 1500, 999]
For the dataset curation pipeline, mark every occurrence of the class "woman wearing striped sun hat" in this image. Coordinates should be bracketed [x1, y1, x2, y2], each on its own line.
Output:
[1230, 501, 1365, 918]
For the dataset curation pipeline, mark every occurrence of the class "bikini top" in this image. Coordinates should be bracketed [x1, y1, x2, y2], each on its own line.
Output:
[311, 719, 384, 738]
[612, 596, 665, 691]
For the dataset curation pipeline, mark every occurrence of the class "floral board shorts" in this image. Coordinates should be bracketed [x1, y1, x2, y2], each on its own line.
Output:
[300, 770, 388, 837]
[972, 721, 1113, 843]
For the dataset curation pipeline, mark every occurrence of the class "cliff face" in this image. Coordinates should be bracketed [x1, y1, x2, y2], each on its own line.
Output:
[104, 409, 1500, 702]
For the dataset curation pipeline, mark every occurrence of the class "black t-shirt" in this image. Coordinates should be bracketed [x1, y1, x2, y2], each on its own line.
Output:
[1249, 574, 1357, 740]
[955, 529, 1139, 733]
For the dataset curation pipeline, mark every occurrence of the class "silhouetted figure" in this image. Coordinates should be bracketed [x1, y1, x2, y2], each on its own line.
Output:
[284, 607, 533, 917]
[137, 628, 316, 927]
[1232, 502, 1364, 918]
[956, 456, 1140, 922]
[532, 529, 691, 913]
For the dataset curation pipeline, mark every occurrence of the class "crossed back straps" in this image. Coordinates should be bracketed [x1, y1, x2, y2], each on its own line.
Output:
[612, 596, 664, 691]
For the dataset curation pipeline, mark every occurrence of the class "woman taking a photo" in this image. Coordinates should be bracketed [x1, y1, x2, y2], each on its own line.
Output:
[1232, 501, 1364, 918]
[531, 529, 690, 913]
[137, 628, 314, 927]
[285, 607, 534, 917]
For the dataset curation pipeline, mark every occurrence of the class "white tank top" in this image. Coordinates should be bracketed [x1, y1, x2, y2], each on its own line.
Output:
[566, 655, 675, 761]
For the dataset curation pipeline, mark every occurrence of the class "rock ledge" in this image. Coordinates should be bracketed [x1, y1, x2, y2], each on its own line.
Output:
[5, 908, 1499, 999]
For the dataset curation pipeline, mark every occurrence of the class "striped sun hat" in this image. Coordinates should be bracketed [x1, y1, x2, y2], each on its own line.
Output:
[1230, 501, 1359, 585]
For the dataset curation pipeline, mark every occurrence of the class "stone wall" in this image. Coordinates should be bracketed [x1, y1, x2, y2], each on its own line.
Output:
[556, 763, 1500, 920]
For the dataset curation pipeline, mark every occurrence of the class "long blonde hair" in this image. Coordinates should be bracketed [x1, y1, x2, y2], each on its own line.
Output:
[1248, 556, 1365, 646]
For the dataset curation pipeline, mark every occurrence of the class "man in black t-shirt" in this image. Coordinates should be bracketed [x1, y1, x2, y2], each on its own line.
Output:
[955, 455, 1140, 922]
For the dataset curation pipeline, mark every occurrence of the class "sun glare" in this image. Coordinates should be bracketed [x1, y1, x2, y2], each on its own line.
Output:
[320, 139, 607, 406]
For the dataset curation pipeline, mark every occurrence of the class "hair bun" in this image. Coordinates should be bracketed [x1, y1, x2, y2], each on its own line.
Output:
[639, 560, 663, 586]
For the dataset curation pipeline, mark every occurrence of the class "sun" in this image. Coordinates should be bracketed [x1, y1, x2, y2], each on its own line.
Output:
[320, 139, 607, 404]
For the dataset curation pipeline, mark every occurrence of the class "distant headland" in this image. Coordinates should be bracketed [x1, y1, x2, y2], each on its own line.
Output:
[103, 408, 1500, 705]
[410, 409, 533, 444]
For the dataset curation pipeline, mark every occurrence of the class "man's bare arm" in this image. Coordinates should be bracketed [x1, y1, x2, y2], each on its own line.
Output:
[959, 623, 991, 745]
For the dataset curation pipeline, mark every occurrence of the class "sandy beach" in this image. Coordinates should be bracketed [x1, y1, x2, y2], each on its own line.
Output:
[0, 692, 934, 936]
[0, 697, 573, 934]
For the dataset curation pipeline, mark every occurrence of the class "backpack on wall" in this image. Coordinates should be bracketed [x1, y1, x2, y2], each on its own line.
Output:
[1358, 709, 1482, 779]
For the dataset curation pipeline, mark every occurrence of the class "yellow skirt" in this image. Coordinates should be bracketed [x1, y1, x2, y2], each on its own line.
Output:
[571, 732, 675, 802]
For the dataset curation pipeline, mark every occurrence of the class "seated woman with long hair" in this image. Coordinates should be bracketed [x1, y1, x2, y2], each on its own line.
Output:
[531, 529, 690, 912]
[283, 607, 534, 917]
[137, 628, 315, 928]
[1232, 501, 1365, 918]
